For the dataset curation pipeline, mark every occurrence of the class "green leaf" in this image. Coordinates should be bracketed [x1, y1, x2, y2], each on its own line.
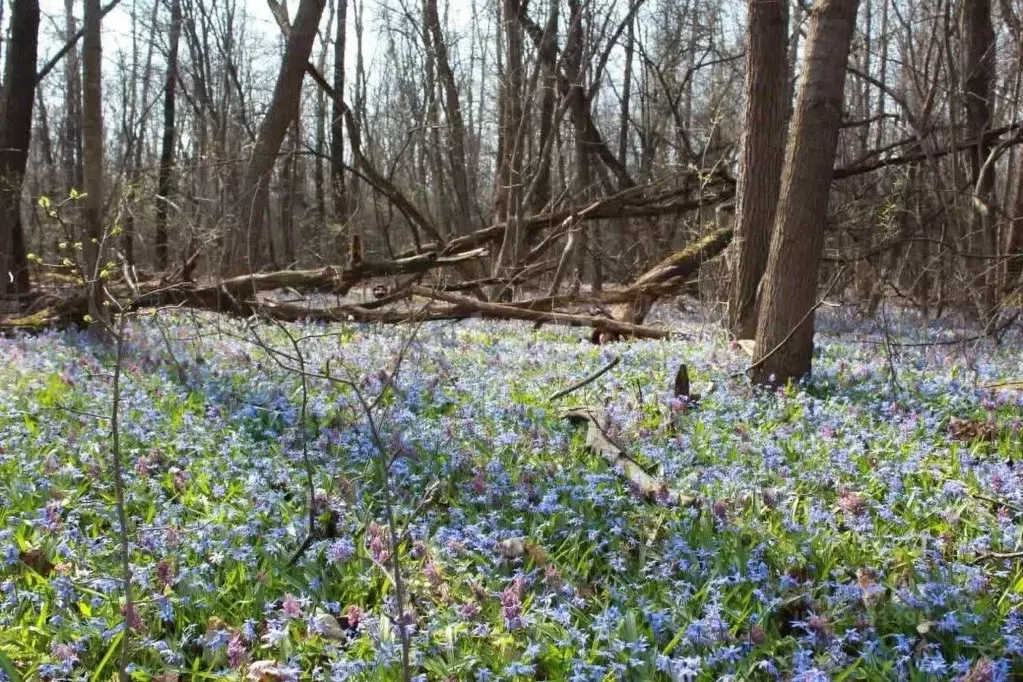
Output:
[0, 650, 23, 682]
[90, 630, 123, 682]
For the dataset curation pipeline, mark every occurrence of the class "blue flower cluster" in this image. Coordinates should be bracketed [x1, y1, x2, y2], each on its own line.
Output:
[1, 306, 1023, 680]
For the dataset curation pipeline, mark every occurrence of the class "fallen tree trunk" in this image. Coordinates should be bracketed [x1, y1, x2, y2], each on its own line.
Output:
[1, 227, 727, 339]
[167, 247, 488, 303]
[563, 406, 697, 506]
[1, 276, 671, 340]
[406, 286, 672, 339]
[604, 227, 734, 333]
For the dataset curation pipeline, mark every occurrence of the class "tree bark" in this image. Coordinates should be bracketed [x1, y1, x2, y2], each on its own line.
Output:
[120, 0, 160, 268]
[63, 0, 84, 193]
[0, 0, 40, 298]
[425, 0, 472, 234]
[225, 0, 326, 274]
[566, 0, 590, 292]
[530, 0, 558, 215]
[614, 0, 634, 270]
[82, 0, 108, 327]
[330, 0, 348, 232]
[727, 0, 789, 339]
[492, 0, 526, 282]
[313, 0, 333, 226]
[155, 0, 181, 271]
[752, 0, 859, 386]
[963, 0, 997, 309]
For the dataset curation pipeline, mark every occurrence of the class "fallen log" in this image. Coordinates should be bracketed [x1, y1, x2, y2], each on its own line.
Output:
[598, 227, 734, 338]
[0, 249, 490, 330]
[145, 247, 490, 305]
[2, 281, 670, 339]
[406, 286, 672, 339]
[1, 227, 724, 338]
[563, 406, 697, 506]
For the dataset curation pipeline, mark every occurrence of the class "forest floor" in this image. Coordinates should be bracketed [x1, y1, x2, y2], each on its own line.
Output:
[2, 303, 1023, 681]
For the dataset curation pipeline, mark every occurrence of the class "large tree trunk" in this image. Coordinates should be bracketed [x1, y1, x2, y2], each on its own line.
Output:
[0, 0, 40, 298]
[727, 0, 789, 339]
[752, 0, 859, 386]
[225, 0, 326, 274]
[82, 0, 108, 327]
[155, 0, 181, 271]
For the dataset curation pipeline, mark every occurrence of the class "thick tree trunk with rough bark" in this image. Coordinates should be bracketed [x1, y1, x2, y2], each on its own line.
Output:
[752, 0, 859, 386]
[0, 0, 39, 298]
[727, 0, 789, 339]
[225, 0, 326, 274]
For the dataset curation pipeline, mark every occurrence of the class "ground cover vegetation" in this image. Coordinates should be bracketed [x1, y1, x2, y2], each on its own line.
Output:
[2, 307, 1023, 681]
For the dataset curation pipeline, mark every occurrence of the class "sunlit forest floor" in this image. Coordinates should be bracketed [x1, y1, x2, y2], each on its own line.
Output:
[2, 304, 1023, 681]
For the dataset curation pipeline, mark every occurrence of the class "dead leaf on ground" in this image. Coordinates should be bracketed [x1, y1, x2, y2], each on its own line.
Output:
[246, 661, 301, 682]
[495, 537, 526, 559]
[311, 610, 346, 641]
[20, 548, 53, 576]
[948, 416, 997, 443]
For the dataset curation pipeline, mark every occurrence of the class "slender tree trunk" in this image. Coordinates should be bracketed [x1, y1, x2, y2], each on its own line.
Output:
[1006, 5, 1023, 293]
[121, 0, 159, 268]
[35, 89, 57, 261]
[752, 0, 860, 386]
[530, 0, 558, 216]
[613, 0, 634, 274]
[727, 0, 789, 339]
[83, 0, 108, 327]
[0, 0, 39, 298]
[63, 0, 84, 192]
[493, 0, 524, 277]
[155, 0, 181, 270]
[567, 0, 590, 292]
[226, 0, 326, 274]
[330, 0, 349, 253]
[420, 8, 449, 232]
[963, 0, 997, 310]
[313, 0, 333, 227]
[493, 0, 509, 229]
[425, 0, 472, 234]
[280, 118, 299, 266]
